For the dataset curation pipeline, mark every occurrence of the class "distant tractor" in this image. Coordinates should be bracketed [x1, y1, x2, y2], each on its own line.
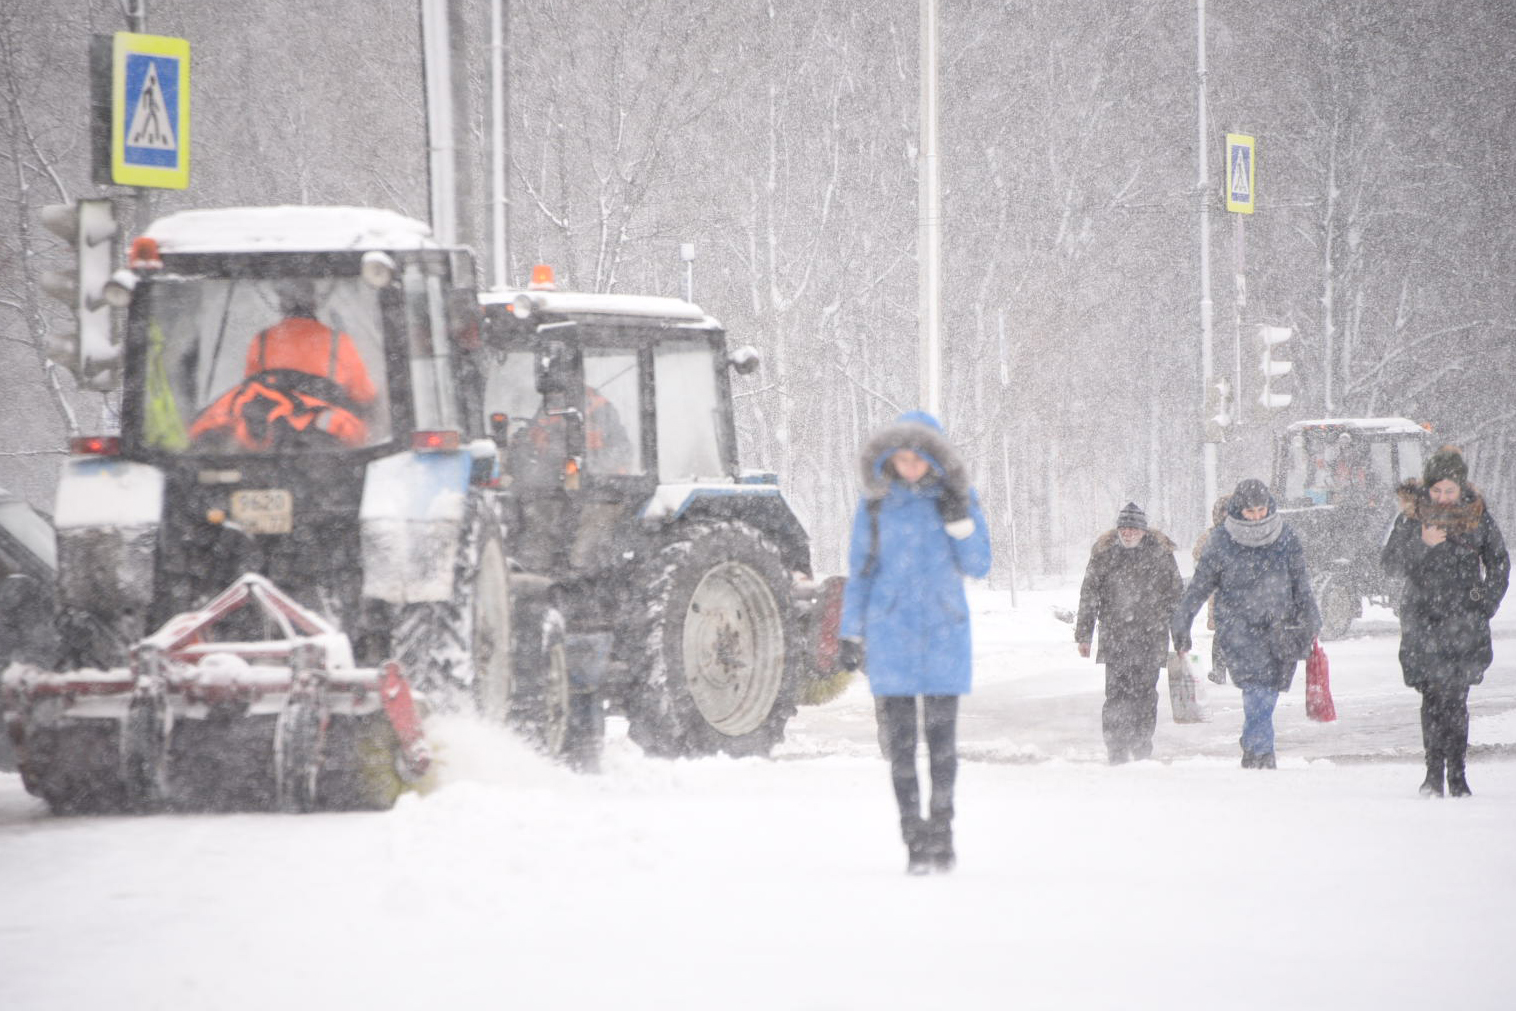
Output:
[477, 271, 841, 758]
[3, 205, 582, 813]
[1271, 417, 1431, 638]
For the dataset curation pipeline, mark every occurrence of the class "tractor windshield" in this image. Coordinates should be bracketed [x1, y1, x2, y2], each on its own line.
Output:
[482, 345, 643, 485]
[1281, 428, 1423, 507]
[134, 275, 392, 455]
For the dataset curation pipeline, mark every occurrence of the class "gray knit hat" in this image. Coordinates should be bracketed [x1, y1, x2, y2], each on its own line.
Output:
[1116, 502, 1147, 531]
[1423, 445, 1468, 488]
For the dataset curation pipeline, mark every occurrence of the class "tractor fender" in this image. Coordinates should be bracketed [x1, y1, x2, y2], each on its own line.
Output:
[53, 457, 163, 618]
[359, 449, 473, 604]
[640, 483, 812, 577]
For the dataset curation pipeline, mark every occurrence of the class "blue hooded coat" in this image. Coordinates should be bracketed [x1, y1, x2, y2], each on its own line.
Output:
[840, 412, 992, 696]
[1172, 487, 1320, 690]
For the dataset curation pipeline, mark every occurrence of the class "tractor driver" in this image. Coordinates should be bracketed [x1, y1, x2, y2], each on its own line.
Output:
[189, 279, 378, 451]
[507, 385, 634, 485]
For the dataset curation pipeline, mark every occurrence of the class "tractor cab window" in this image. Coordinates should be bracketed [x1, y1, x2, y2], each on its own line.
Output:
[491, 345, 642, 484]
[654, 340, 727, 482]
[136, 275, 392, 454]
[583, 350, 641, 475]
[1396, 438, 1424, 483]
[480, 350, 540, 440]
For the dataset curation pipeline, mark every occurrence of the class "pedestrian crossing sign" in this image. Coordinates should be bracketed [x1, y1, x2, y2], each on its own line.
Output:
[111, 32, 190, 189]
[1225, 133, 1255, 214]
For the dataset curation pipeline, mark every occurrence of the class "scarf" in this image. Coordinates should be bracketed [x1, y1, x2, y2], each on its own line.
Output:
[1225, 510, 1283, 548]
[1414, 487, 1485, 536]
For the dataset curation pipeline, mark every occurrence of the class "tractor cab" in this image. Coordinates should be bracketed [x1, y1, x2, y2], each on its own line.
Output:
[477, 276, 784, 577]
[61, 206, 487, 658]
[1272, 417, 1431, 637]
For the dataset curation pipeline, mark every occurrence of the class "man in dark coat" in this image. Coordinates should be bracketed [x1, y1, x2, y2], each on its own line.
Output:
[1076, 502, 1183, 763]
[1173, 479, 1321, 768]
[1381, 446, 1509, 797]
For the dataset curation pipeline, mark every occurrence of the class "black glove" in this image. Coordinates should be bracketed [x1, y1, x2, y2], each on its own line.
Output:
[1173, 634, 1192, 656]
[838, 637, 864, 672]
[936, 485, 970, 525]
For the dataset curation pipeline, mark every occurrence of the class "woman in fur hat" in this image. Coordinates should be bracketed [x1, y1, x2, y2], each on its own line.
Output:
[837, 411, 992, 874]
[1074, 502, 1184, 763]
[1172, 479, 1320, 768]
[1381, 446, 1509, 797]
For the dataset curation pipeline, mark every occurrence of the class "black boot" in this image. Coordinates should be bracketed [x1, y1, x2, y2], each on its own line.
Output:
[902, 816, 930, 875]
[1419, 757, 1445, 798]
[925, 815, 955, 873]
[1241, 751, 1256, 769]
[1447, 759, 1471, 798]
[1257, 751, 1276, 770]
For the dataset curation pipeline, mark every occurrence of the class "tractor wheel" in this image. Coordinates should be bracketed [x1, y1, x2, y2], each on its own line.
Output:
[393, 503, 515, 719]
[511, 601, 604, 771]
[627, 521, 798, 758]
[1314, 572, 1359, 641]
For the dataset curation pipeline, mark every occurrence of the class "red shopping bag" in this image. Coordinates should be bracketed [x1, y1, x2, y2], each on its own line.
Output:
[1305, 639, 1336, 722]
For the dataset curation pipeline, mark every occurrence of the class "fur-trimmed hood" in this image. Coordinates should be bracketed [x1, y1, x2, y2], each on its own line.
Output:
[858, 411, 970, 500]
[1396, 478, 1486, 535]
[1090, 528, 1177, 556]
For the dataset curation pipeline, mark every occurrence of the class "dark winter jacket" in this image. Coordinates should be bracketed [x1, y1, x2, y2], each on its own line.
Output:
[1172, 496, 1320, 691]
[1076, 529, 1183, 668]
[840, 412, 992, 696]
[1381, 481, 1509, 687]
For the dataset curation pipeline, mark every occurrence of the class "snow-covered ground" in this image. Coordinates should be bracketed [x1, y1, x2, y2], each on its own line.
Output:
[3, 583, 1515, 1010]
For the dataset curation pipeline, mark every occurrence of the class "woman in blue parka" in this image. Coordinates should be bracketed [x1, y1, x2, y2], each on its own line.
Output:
[838, 411, 992, 874]
[1172, 478, 1320, 768]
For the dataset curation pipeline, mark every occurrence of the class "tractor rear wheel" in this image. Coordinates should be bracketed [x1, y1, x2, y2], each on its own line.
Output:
[392, 502, 514, 718]
[627, 521, 797, 758]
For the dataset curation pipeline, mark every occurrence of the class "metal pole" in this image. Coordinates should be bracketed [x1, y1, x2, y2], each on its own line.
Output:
[489, 0, 509, 289]
[1196, 0, 1217, 513]
[918, 0, 942, 416]
[1233, 210, 1245, 427]
[123, 0, 153, 236]
[1001, 434, 1018, 608]
[421, 0, 457, 245]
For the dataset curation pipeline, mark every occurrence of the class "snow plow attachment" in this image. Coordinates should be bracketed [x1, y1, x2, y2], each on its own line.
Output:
[795, 575, 851, 706]
[1, 574, 431, 814]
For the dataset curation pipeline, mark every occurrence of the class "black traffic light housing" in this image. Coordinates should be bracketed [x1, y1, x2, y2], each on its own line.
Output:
[39, 197, 119, 390]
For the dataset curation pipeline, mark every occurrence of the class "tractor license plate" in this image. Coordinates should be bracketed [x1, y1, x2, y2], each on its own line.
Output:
[230, 489, 293, 535]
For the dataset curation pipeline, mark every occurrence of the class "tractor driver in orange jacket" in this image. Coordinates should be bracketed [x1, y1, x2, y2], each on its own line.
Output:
[189, 280, 377, 451]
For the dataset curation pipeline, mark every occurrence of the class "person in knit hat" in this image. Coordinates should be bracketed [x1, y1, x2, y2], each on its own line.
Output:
[1075, 502, 1183, 763]
[1382, 445, 1509, 797]
[1172, 479, 1321, 768]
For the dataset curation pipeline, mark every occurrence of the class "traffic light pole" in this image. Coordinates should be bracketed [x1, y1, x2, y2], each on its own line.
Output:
[123, 0, 154, 237]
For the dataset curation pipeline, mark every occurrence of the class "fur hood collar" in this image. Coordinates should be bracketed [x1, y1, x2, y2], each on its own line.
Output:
[858, 412, 969, 500]
[1396, 478, 1486, 535]
[1091, 529, 1177, 555]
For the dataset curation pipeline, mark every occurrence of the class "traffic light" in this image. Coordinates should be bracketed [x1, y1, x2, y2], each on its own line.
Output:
[1258, 324, 1293, 410]
[39, 198, 119, 390]
[1203, 376, 1233, 443]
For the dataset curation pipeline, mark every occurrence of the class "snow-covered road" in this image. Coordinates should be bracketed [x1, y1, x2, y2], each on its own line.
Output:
[3, 585, 1514, 1010]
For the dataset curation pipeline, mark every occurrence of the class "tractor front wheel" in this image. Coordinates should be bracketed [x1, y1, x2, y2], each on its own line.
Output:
[628, 522, 798, 758]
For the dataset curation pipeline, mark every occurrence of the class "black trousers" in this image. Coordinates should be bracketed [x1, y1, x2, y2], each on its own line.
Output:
[1103, 663, 1160, 761]
[875, 695, 958, 826]
[1418, 681, 1471, 772]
